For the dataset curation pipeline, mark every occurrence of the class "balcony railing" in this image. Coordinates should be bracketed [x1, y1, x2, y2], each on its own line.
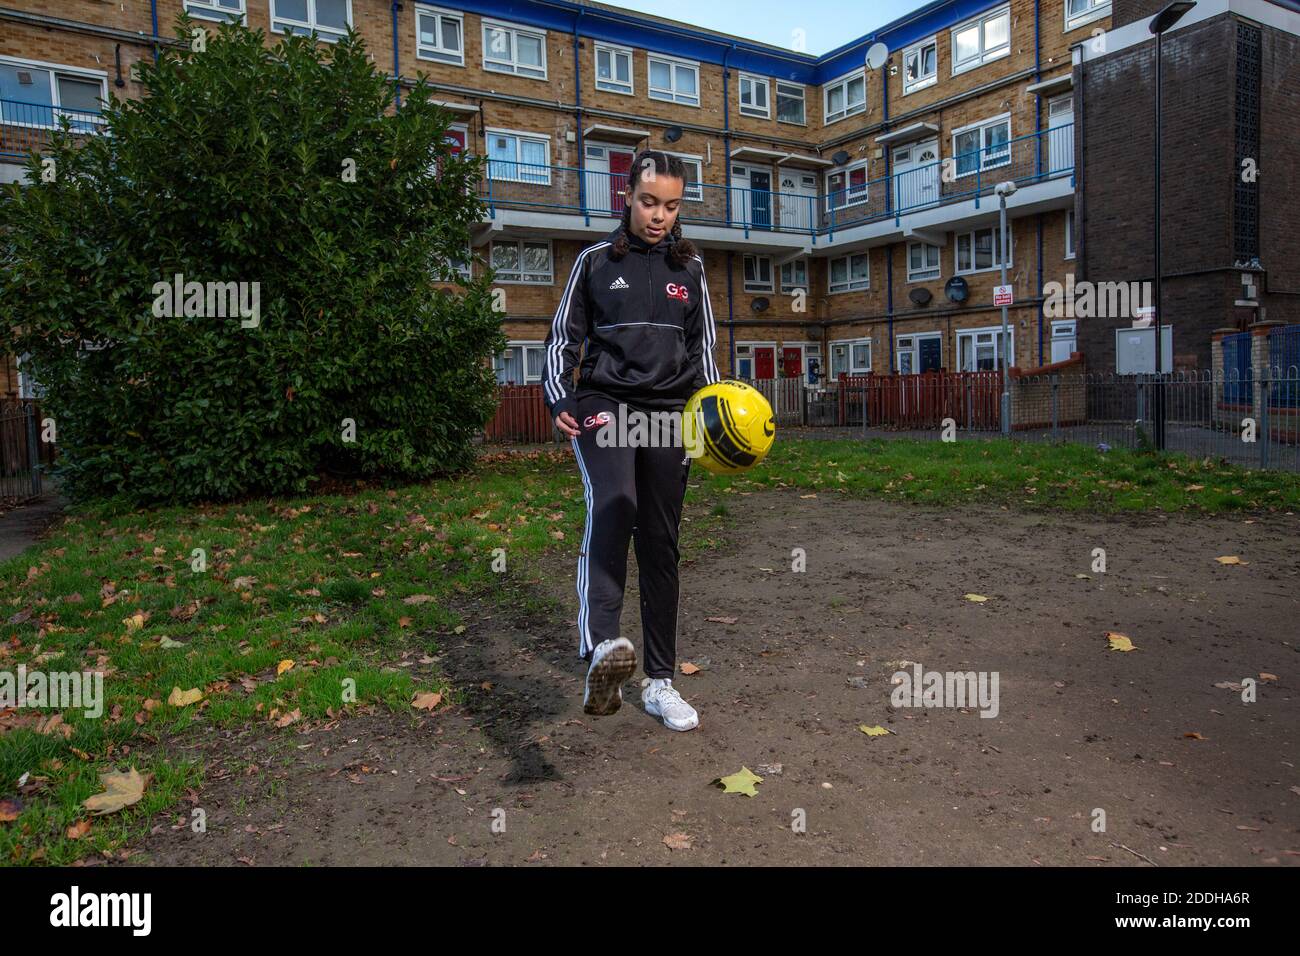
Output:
[480, 123, 1073, 238]
[0, 98, 106, 160]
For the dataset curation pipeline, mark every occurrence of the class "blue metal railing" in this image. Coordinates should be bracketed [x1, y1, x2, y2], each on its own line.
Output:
[479, 123, 1073, 239]
[1270, 325, 1300, 408]
[1223, 331, 1252, 405]
[0, 98, 106, 158]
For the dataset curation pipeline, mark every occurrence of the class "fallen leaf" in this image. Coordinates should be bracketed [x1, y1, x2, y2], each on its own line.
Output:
[66, 819, 92, 839]
[1106, 632, 1137, 652]
[275, 708, 301, 728]
[82, 768, 150, 815]
[1259, 673, 1279, 682]
[0, 798, 20, 822]
[1183, 732, 1206, 740]
[705, 616, 738, 625]
[1215, 556, 1244, 565]
[964, 593, 989, 603]
[276, 659, 295, 677]
[412, 692, 443, 711]
[678, 662, 700, 676]
[157, 636, 185, 649]
[403, 594, 436, 605]
[859, 724, 893, 737]
[167, 686, 203, 707]
[662, 832, 693, 850]
[714, 767, 762, 797]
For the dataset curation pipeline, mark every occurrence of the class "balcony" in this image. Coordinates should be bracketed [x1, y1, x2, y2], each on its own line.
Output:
[476, 123, 1074, 256]
[0, 98, 107, 163]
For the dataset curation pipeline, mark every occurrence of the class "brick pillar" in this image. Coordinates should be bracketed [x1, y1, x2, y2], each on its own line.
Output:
[1249, 320, 1282, 435]
[1211, 328, 1235, 429]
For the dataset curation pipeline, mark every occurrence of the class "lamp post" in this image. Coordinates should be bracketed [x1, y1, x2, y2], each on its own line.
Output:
[995, 180, 1018, 435]
[1149, 1, 1195, 450]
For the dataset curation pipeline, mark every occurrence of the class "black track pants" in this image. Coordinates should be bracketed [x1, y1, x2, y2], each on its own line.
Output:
[569, 393, 691, 680]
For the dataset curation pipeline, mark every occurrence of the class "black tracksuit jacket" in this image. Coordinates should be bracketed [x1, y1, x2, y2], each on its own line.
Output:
[542, 223, 721, 421]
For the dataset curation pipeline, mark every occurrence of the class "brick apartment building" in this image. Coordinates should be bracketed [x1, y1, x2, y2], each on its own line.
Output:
[0, 0, 1294, 398]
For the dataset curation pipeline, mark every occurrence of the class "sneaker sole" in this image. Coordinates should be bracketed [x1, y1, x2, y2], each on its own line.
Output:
[583, 644, 637, 716]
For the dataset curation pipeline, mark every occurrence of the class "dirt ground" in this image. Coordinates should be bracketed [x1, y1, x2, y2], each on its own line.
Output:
[121, 489, 1299, 866]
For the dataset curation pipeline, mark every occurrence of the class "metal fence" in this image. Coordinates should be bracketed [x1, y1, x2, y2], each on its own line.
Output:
[1, 399, 45, 504]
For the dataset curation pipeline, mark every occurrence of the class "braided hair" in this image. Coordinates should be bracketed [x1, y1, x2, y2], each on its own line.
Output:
[609, 149, 699, 268]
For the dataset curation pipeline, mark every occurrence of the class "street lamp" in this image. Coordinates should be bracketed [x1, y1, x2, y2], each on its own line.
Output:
[1149, 0, 1195, 450]
[995, 180, 1018, 435]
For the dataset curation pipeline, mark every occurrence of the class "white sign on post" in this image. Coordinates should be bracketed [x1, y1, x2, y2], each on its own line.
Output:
[993, 285, 1013, 307]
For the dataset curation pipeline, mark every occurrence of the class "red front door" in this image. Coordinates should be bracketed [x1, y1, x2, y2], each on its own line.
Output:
[782, 347, 802, 378]
[609, 150, 633, 215]
[754, 347, 775, 380]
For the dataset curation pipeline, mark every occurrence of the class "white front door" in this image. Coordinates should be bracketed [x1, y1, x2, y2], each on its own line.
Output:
[1051, 320, 1077, 363]
[1048, 96, 1073, 176]
[777, 170, 817, 232]
[893, 139, 940, 212]
[584, 143, 634, 216]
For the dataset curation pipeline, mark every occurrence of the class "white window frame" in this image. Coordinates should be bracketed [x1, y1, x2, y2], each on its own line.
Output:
[0, 56, 108, 130]
[779, 258, 808, 294]
[739, 73, 771, 119]
[830, 337, 873, 377]
[825, 160, 870, 210]
[823, 68, 866, 124]
[494, 340, 547, 384]
[593, 42, 633, 95]
[1065, 208, 1075, 259]
[270, 0, 352, 41]
[951, 4, 1011, 75]
[906, 241, 942, 282]
[902, 36, 938, 94]
[957, 325, 1015, 372]
[443, 242, 474, 282]
[896, 332, 942, 373]
[414, 4, 464, 66]
[647, 53, 700, 107]
[743, 255, 775, 293]
[775, 82, 806, 125]
[954, 225, 1012, 275]
[951, 113, 1011, 178]
[488, 238, 553, 285]
[662, 151, 704, 202]
[1065, 0, 1112, 32]
[828, 252, 870, 294]
[183, 0, 246, 22]
[484, 127, 551, 185]
[481, 18, 548, 79]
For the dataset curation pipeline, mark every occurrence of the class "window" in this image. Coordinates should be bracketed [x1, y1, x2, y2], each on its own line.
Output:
[903, 36, 937, 93]
[826, 162, 869, 210]
[0, 58, 106, 131]
[896, 333, 941, 373]
[661, 152, 703, 201]
[829, 252, 869, 293]
[951, 4, 1011, 74]
[444, 244, 473, 282]
[415, 5, 463, 65]
[485, 129, 550, 184]
[494, 342, 546, 384]
[952, 115, 1011, 176]
[907, 242, 941, 281]
[776, 82, 806, 124]
[824, 70, 866, 123]
[736, 344, 754, 379]
[739, 73, 770, 118]
[958, 326, 1014, 371]
[271, 0, 351, 40]
[594, 43, 633, 95]
[489, 240, 553, 284]
[648, 55, 699, 106]
[830, 338, 872, 377]
[779, 258, 808, 293]
[744, 255, 774, 292]
[1065, 208, 1075, 259]
[1065, 0, 1111, 31]
[482, 19, 546, 79]
[955, 226, 1012, 275]
[183, 0, 245, 22]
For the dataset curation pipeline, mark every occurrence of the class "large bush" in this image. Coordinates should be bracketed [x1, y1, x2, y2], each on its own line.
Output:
[0, 18, 503, 503]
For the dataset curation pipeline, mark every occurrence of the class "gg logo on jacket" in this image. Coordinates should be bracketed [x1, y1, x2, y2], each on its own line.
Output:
[665, 282, 690, 302]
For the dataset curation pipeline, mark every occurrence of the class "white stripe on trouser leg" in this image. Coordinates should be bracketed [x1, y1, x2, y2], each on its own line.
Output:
[571, 437, 596, 656]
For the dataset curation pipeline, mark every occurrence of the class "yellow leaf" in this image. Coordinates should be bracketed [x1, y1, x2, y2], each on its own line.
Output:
[1106, 632, 1137, 652]
[964, 593, 989, 603]
[124, 612, 147, 632]
[167, 686, 203, 707]
[412, 692, 443, 711]
[82, 768, 151, 815]
[276, 659, 295, 676]
[1215, 556, 1248, 565]
[859, 724, 893, 737]
[715, 766, 763, 797]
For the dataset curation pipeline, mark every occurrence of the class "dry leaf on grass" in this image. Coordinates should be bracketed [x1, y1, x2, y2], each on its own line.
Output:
[82, 768, 150, 815]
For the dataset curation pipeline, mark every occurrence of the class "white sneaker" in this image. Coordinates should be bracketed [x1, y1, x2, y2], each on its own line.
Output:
[583, 638, 637, 716]
[642, 678, 699, 731]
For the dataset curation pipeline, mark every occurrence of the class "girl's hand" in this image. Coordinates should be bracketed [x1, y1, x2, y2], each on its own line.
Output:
[555, 411, 580, 438]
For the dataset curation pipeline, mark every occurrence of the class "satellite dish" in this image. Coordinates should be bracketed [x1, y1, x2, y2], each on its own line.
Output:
[751, 297, 770, 312]
[944, 276, 969, 304]
[832, 149, 850, 165]
[664, 126, 683, 143]
[866, 42, 889, 70]
[908, 287, 933, 307]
